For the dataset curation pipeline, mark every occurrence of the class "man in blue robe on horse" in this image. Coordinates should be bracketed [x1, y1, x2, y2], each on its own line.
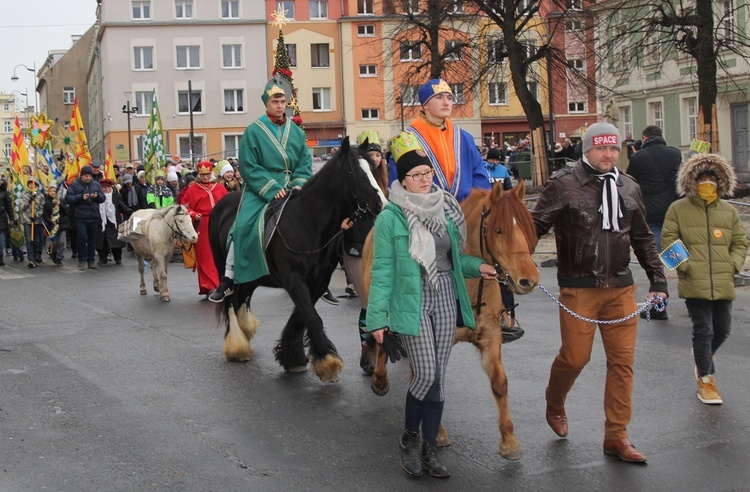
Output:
[209, 77, 312, 302]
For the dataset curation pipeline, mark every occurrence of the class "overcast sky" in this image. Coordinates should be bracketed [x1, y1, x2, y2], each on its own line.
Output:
[0, 0, 98, 109]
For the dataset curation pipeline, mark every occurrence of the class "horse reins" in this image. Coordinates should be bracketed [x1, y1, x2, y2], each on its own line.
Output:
[164, 207, 192, 242]
[473, 205, 511, 317]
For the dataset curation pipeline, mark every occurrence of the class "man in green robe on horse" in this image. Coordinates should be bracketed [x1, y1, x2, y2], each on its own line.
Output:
[209, 77, 313, 302]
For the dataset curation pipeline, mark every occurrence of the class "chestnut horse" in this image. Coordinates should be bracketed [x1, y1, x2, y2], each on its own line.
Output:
[362, 181, 539, 460]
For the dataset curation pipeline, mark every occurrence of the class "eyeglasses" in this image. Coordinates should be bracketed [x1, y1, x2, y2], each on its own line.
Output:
[406, 169, 435, 181]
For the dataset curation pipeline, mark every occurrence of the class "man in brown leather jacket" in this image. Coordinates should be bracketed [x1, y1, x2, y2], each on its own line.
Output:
[532, 122, 668, 464]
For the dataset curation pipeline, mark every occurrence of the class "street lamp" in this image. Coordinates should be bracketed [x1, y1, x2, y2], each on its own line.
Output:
[10, 63, 38, 112]
[122, 101, 138, 162]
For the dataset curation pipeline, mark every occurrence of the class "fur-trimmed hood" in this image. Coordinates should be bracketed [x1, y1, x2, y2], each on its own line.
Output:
[677, 153, 736, 197]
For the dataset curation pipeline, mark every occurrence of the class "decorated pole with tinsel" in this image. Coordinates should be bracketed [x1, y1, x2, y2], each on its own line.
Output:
[271, 5, 303, 127]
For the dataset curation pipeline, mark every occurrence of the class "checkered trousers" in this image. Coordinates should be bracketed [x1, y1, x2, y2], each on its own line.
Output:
[400, 273, 457, 402]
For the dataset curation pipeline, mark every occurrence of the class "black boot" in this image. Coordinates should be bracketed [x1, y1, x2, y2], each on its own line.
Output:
[421, 441, 450, 478]
[399, 430, 423, 477]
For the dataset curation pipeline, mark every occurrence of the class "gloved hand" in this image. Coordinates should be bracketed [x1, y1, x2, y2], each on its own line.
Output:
[381, 332, 407, 363]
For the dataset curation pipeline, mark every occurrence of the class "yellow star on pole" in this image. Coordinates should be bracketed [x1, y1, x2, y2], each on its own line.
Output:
[271, 5, 290, 27]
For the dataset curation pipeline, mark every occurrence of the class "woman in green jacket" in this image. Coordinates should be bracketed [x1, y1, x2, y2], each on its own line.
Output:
[662, 153, 747, 405]
[367, 132, 497, 479]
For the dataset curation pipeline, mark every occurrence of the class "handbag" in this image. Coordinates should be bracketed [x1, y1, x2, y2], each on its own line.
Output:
[180, 241, 196, 269]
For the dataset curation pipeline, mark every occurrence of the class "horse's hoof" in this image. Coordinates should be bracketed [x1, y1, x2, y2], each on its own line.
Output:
[224, 348, 253, 362]
[286, 365, 308, 373]
[311, 354, 344, 383]
[499, 443, 523, 461]
[161, 296, 170, 302]
[370, 376, 390, 396]
[140, 289, 147, 295]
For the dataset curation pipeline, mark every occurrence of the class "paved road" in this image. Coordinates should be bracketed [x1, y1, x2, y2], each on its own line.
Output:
[1, 253, 749, 491]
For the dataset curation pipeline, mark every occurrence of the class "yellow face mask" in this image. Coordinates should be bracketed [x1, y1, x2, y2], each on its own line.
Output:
[697, 181, 718, 204]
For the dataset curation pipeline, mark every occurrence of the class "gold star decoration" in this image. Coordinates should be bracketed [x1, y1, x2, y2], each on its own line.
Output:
[271, 4, 290, 27]
[52, 121, 79, 156]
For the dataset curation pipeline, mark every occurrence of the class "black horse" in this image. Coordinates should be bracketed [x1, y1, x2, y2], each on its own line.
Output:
[209, 138, 385, 383]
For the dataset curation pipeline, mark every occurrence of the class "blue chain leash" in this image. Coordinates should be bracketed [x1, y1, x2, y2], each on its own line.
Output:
[537, 284, 666, 324]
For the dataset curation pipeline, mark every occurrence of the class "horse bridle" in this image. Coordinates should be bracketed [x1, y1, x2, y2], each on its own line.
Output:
[164, 207, 192, 242]
[473, 205, 511, 317]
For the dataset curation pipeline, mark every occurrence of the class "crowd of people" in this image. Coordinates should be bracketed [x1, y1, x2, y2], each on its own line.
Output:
[2, 76, 746, 479]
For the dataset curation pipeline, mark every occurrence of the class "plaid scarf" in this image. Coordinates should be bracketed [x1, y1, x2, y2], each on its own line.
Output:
[390, 181, 466, 289]
[582, 156, 623, 231]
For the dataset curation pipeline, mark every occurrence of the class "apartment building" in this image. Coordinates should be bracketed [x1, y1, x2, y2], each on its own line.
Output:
[90, 0, 268, 164]
[0, 93, 24, 174]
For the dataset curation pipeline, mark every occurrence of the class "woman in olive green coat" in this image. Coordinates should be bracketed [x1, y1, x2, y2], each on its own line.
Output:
[661, 153, 747, 405]
[367, 133, 497, 479]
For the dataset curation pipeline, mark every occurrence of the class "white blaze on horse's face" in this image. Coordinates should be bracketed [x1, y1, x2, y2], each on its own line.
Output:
[358, 157, 388, 208]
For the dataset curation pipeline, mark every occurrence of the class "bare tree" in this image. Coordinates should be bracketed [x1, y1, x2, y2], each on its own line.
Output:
[592, 0, 750, 151]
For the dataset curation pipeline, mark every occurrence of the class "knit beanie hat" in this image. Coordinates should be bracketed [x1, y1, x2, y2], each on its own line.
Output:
[582, 122, 620, 154]
[219, 163, 234, 177]
[167, 171, 179, 182]
[80, 165, 93, 176]
[137, 170, 146, 180]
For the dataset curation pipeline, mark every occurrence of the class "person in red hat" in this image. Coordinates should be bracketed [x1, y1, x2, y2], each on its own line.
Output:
[181, 161, 228, 296]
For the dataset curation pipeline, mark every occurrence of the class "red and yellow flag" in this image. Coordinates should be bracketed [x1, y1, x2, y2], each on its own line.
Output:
[67, 97, 91, 185]
[10, 117, 31, 189]
[105, 149, 116, 181]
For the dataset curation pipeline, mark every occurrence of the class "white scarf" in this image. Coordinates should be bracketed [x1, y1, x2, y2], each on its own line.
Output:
[389, 181, 466, 289]
[582, 156, 623, 231]
[100, 191, 117, 230]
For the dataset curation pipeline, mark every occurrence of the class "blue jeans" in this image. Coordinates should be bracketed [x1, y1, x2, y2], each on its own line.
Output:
[23, 223, 45, 263]
[686, 298, 732, 377]
[50, 230, 67, 261]
[647, 223, 662, 252]
[75, 219, 99, 265]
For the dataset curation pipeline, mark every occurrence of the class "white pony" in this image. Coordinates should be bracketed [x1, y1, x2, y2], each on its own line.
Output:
[129, 205, 198, 302]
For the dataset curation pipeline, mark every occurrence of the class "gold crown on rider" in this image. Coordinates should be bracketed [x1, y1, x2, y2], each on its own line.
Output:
[389, 131, 425, 163]
[430, 79, 451, 96]
[197, 161, 214, 175]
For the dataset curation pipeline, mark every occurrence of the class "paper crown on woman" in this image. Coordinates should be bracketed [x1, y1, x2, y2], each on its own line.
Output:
[389, 132, 425, 162]
[261, 75, 293, 105]
[390, 132, 432, 182]
[357, 131, 382, 152]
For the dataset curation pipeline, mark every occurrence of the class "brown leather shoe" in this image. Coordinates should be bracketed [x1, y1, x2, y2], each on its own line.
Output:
[545, 405, 568, 437]
[603, 438, 647, 463]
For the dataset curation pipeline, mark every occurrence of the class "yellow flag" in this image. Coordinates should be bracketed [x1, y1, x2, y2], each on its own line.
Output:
[105, 149, 116, 181]
[68, 97, 91, 185]
[11, 117, 31, 189]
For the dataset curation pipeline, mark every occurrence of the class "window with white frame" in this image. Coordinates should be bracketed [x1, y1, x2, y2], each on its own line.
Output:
[178, 90, 202, 113]
[132, 0, 151, 19]
[224, 134, 242, 158]
[445, 40, 463, 61]
[179, 135, 204, 158]
[400, 41, 422, 61]
[312, 88, 331, 110]
[721, 0, 734, 42]
[565, 19, 583, 31]
[4, 142, 12, 158]
[310, 0, 328, 18]
[359, 64, 377, 77]
[517, 0, 536, 15]
[401, 85, 420, 106]
[358, 0, 374, 15]
[357, 24, 375, 36]
[135, 91, 154, 116]
[276, 1, 295, 19]
[487, 36, 504, 64]
[403, 0, 419, 14]
[175, 0, 193, 19]
[567, 0, 582, 10]
[685, 97, 697, 141]
[361, 108, 380, 120]
[222, 44, 242, 68]
[3, 103, 9, 111]
[618, 105, 632, 138]
[520, 39, 537, 59]
[4, 121, 12, 133]
[63, 87, 75, 105]
[488, 82, 507, 105]
[286, 44, 297, 67]
[133, 46, 154, 70]
[643, 31, 661, 65]
[567, 58, 584, 70]
[311, 44, 330, 67]
[450, 83, 465, 104]
[568, 101, 586, 113]
[224, 89, 244, 113]
[649, 101, 663, 128]
[176, 45, 201, 69]
[450, 0, 464, 13]
[615, 27, 629, 70]
[221, 0, 239, 18]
